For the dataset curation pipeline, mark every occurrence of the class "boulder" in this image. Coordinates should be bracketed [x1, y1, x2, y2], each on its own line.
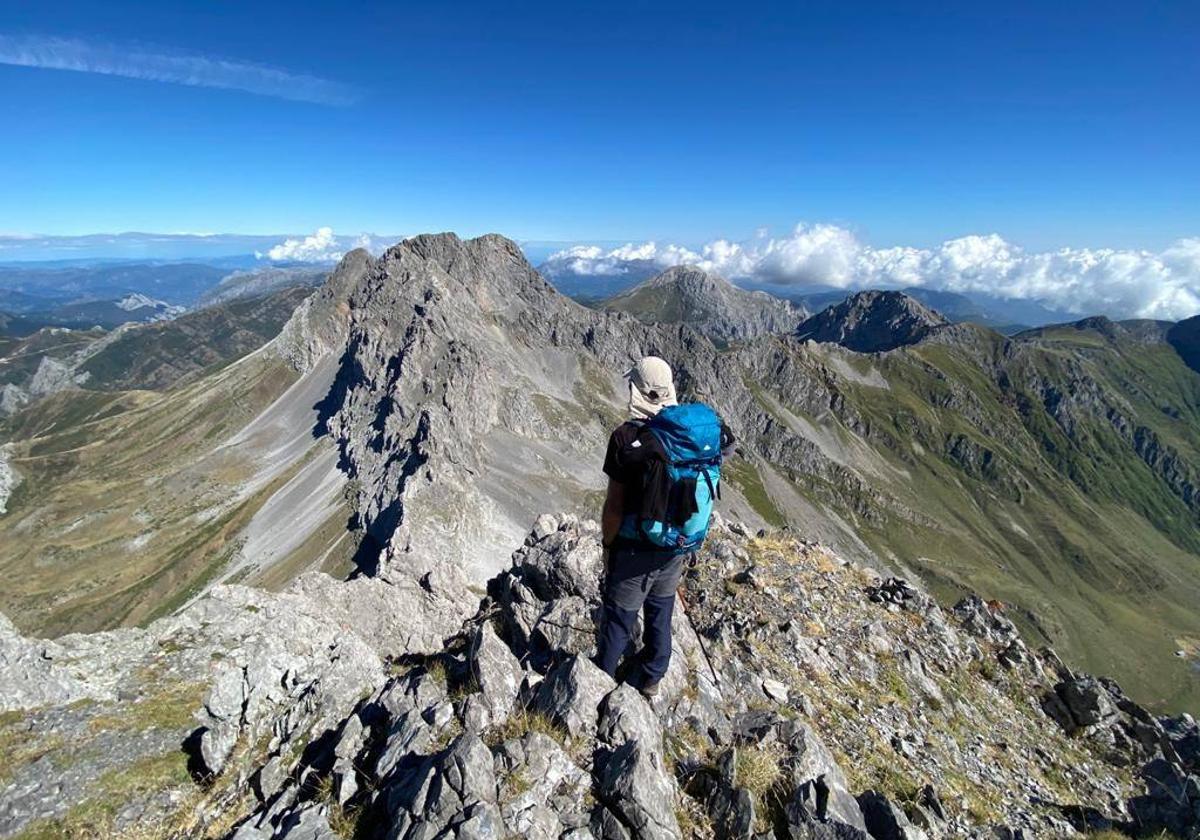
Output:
[598, 684, 662, 750]
[596, 740, 682, 840]
[532, 596, 599, 659]
[594, 684, 681, 839]
[467, 623, 522, 729]
[513, 517, 604, 603]
[383, 733, 499, 840]
[1162, 714, 1200, 772]
[1128, 757, 1200, 839]
[274, 805, 341, 840]
[857, 790, 929, 840]
[952, 596, 1018, 646]
[779, 721, 867, 835]
[495, 732, 590, 839]
[763, 677, 790, 704]
[534, 655, 616, 738]
[1043, 676, 1120, 733]
[1059, 676, 1119, 727]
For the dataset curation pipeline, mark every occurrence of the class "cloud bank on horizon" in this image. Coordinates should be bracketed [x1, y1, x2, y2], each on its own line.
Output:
[0, 33, 358, 106]
[0, 229, 396, 263]
[542, 224, 1200, 321]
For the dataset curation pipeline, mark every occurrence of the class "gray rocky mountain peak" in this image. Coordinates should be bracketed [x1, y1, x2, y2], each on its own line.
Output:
[604, 264, 807, 344]
[796, 290, 950, 353]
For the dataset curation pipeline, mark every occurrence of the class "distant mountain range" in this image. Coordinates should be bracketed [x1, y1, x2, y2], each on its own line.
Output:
[542, 258, 1078, 333]
[794, 287, 1076, 334]
[0, 261, 230, 307]
[0, 285, 312, 414]
[0, 260, 330, 338]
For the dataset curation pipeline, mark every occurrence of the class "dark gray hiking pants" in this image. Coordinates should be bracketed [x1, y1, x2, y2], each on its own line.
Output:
[595, 548, 688, 685]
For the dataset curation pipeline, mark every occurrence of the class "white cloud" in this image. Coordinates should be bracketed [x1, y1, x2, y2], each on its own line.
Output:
[0, 34, 358, 106]
[262, 227, 342, 262]
[258, 227, 389, 262]
[543, 224, 1200, 320]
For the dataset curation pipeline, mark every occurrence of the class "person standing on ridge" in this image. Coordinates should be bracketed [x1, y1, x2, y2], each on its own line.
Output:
[596, 356, 734, 697]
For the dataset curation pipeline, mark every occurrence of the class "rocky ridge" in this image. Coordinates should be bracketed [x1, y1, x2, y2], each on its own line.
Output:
[197, 267, 329, 308]
[2, 514, 1197, 839]
[266, 234, 741, 582]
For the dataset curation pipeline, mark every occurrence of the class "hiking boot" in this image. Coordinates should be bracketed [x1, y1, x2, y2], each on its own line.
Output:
[639, 679, 660, 699]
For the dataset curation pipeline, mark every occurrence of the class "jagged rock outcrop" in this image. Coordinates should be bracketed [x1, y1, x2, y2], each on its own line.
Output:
[0, 445, 18, 514]
[28, 354, 89, 396]
[796, 291, 950, 353]
[3, 513, 1198, 838]
[0, 568, 473, 837]
[201, 516, 1199, 839]
[602, 265, 806, 345]
[0, 383, 28, 416]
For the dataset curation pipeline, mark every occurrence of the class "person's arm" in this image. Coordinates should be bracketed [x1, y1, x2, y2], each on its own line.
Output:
[601, 478, 624, 547]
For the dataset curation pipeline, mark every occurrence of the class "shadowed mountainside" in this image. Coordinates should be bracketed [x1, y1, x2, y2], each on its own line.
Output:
[1168, 313, 1200, 375]
[795, 290, 950, 352]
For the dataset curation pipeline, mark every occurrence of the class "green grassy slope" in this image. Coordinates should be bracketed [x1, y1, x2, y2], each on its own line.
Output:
[0, 355, 305, 635]
[604, 283, 694, 323]
[748, 322, 1200, 711]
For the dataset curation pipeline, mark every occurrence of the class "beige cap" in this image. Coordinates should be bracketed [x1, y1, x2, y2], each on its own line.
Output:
[626, 356, 677, 419]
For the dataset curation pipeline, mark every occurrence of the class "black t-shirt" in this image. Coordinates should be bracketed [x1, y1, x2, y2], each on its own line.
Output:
[602, 420, 643, 484]
[603, 420, 648, 517]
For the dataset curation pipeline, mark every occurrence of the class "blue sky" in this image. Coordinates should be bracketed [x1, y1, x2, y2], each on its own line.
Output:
[0, 1, 1197, 255]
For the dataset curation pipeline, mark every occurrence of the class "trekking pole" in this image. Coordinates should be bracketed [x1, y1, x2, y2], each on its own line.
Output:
[676, 582, 721, 690]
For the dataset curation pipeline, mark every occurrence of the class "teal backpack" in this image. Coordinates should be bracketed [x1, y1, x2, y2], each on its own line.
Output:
[618, 402, 723, 553]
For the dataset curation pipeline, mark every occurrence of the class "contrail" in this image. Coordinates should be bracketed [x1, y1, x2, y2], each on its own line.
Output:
[0, 33, 359, 106]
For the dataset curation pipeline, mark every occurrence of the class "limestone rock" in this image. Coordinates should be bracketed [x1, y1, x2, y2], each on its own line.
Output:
[952, 595, 1019, 646]
[467, 622, 523, 729]
[534, 655, 616, 738]
[383, 733, 499, 840]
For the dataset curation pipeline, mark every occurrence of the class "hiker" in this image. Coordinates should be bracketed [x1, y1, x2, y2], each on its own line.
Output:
[596, 356, 734, 697]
